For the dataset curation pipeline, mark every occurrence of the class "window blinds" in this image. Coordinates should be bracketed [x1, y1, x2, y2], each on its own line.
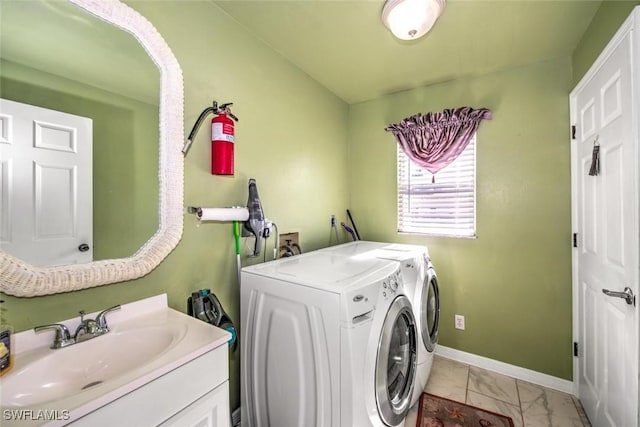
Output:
[397, 135, 476, 237]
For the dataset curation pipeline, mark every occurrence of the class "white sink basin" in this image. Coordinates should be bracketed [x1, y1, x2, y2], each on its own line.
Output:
[0, 295, 230, 426]
[2, 324, 185, 407]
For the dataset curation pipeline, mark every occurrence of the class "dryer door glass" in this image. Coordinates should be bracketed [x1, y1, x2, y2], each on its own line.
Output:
[421, 268, 440, 352]
[376, 296, 417, 426]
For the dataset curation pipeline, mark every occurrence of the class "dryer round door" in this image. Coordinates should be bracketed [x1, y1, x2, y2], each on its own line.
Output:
[375, 295, 417, 426]
[420, 266, 440, 352]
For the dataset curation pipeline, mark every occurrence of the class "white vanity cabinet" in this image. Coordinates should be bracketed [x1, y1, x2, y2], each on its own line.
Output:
[1, 295, 232, 427]
[68, 340, 230, 427]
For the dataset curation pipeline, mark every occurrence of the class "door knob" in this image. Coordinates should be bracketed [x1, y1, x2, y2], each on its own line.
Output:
[78, 243, 90, 252]
[602, 287, 635, 306]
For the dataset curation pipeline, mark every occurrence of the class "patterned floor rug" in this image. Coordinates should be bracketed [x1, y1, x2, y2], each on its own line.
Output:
[416, 393, 515, 427]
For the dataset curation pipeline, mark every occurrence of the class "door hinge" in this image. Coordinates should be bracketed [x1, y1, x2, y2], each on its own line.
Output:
[571, 125, 576, 140]
[574, 342, 579, 357]
[573, 233, 578, 248]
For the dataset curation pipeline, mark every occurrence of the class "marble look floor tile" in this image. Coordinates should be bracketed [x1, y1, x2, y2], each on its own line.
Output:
[424, 356, 469, 403]
[468, 366, 520, 405]
[518, 380, 583, 427]
[403, 400, 418, 427]
[571, 396, 592, 427]
[466, 390, 524, 427]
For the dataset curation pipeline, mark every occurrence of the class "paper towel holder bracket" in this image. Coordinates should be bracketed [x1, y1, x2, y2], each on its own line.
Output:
[187, 206, 201, 215]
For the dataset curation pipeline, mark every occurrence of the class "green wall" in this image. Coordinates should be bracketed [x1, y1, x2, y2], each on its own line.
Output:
[4, 0, 637, 409]
[572, 1, 639, 86]
[0, 0, 349, 410]
[347, 57, 574, 380]
[0, 60, 159, 260]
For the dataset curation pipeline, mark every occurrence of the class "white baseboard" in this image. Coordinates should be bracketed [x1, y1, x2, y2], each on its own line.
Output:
[435, 345, 574, 395]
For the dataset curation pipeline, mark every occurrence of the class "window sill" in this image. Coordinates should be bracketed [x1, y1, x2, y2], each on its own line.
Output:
[397, 231, 477, 239]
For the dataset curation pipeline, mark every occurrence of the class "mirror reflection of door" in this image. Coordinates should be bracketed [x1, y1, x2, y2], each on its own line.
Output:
[1, 98, 92, 266]
[0, 0, 159, 265]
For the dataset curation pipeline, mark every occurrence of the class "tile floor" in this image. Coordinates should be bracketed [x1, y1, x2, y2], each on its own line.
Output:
[404, 356, 592, 427]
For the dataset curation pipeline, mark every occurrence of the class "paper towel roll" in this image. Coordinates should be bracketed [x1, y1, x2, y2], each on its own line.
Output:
[198, 207, 249, 222]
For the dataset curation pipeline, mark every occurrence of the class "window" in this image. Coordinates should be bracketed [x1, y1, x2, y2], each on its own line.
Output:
[397, 134, 476, 238]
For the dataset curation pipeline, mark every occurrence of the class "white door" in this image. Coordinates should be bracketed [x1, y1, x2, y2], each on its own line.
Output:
[0, 98, 92, 266]
[570, 25, 639, 427]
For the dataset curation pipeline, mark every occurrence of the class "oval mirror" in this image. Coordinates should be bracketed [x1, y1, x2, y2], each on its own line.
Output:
[0, 0, 184, 297]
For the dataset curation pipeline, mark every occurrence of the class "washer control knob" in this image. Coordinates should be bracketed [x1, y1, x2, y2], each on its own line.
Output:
[383, 282, 387, 288]
[389, 279, 398, 291]
[383, 291, 387, 298]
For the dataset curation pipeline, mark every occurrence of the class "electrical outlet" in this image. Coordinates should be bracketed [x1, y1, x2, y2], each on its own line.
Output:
[454, 314, 465, 330]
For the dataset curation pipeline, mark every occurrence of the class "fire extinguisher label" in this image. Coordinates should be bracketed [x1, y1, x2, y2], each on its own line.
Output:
[212, 122, 235, 142]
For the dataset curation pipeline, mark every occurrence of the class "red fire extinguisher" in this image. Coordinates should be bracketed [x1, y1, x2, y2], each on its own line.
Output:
[181, 101, 240, 175]
[211, 102, 238, 175]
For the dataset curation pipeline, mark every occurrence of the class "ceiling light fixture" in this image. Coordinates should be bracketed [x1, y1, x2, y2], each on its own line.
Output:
[382, 0, 446, 41]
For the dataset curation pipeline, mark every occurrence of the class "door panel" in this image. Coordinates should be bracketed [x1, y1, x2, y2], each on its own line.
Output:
[0, 158, 11, 242]
[580, 155, 598, 255]
[604, 305, 625, 427]
[35, 163, 76, 238]
[600, 70, 622, 126]
[602, 144, 624, 266]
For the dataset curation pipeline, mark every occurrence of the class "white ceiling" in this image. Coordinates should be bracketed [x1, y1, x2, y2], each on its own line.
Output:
[214, 0, 603, 104]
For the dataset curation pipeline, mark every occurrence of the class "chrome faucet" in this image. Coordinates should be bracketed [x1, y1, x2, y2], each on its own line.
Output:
[33, 324, 75, 349]
[74, 310, 102, 343]
[95, 305, 121, 332]
[34, 304, 121, 349]
[74, 305, 121, 342]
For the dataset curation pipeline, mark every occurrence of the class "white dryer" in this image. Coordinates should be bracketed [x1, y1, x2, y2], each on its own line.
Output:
[241, 251, 418, 426]
[319, 242, 440, 406]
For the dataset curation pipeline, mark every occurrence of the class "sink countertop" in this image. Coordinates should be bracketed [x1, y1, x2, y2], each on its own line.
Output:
[0, 294, 231, 427]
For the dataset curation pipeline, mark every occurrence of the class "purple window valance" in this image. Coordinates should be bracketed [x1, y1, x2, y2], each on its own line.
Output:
[385, 107, 492, 178]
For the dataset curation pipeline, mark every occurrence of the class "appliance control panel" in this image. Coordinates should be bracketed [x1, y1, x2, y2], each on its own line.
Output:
[381, 269, 403, 300]
[342, 263, 403, 325]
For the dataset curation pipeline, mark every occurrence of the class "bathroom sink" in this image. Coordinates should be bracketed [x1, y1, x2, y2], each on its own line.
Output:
[2, 324, 184, 407]
[0, 294, 230, 426]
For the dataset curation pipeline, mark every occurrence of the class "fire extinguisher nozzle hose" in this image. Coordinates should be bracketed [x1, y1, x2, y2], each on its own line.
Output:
[182, 138, 194, 155]
[183, 105, 217, 156]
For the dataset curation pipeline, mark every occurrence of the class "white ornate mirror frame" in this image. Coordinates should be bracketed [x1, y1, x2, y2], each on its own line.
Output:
[0, 0, 184, 297]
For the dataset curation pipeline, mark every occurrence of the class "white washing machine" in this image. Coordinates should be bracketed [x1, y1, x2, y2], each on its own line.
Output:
[319, 242, 440, 406]
[241, 251, 418, 426]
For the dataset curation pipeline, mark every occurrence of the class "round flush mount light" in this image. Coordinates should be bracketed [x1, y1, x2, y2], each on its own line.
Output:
[382, 0, 446, 41]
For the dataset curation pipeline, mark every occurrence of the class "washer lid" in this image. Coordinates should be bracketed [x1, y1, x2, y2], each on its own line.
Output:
[319, 241, 430, 260]
[379, 243, 430, 259]
[318, 241, 386, 256]
[242, 251, 398, 292]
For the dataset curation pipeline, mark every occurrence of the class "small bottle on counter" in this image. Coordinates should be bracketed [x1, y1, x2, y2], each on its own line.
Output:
[0, 299, 13, 377]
